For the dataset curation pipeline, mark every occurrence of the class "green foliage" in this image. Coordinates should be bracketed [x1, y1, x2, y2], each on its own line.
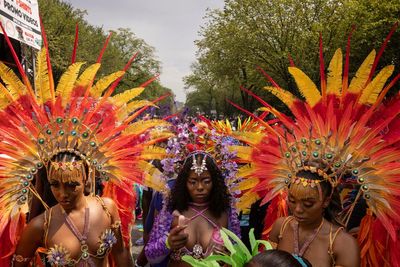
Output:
[185, 0, 400, 115]
[182, 228, 272, 267]
[38, 0, 173, 107]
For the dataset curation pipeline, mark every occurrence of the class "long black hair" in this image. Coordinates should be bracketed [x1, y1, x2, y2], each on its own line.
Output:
[294, 170, 343, 226]
[168, 153, 230, 218]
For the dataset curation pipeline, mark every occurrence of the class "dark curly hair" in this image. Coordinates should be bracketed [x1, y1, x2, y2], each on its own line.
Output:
[168, 153, 230, 218]
[294, 170, 343, 226]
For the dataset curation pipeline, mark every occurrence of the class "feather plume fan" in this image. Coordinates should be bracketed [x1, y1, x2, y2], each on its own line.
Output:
[232, 27, 400, 267]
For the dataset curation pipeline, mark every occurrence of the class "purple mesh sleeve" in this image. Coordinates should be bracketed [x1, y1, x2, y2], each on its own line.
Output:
[228, 205, 241, 238]
[145, 208, 174, 263]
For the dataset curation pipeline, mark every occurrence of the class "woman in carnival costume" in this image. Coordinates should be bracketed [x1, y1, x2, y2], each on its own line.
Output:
[145, 123, 241, 266]
[232, 26, 400, 267]
[0, 24, 171, 266]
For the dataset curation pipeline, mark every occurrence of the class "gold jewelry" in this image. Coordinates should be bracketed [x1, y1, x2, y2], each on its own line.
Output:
[50, 161, 83, 171]
[12, 254, 31, 263]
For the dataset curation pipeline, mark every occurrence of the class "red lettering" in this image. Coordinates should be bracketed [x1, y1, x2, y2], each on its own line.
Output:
[16, 0, 32, 14]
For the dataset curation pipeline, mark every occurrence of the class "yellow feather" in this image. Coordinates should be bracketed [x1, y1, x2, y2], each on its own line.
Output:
[326, 48, 343, 95]
[138, 160, 166, 191]
[236, 192, 260, 212]
[141, 146, 167, 160]
[0, 95, 9, 109]
[56, 62, 84, 103]
[123, 119, 170, 136]
[75, 63, 101, 88]
[34, 48, 51, 104]
[91, 71, 125, 98]
[231, 145, 252, 161]
[359, 65, 394, 105]
[141, 130, 174, 144]
[238, 164, 256, 179]
[112, 87, 145, 106]
[348, 50, 376, 93]
[116, 100, 157, 121]
[0, 62, 25, 97]
[148, 131, 174, 141]
[233, 132, 264, 145]
[257, 106, 283, 121]
[263, 86, 296, 107]
[257, 107, 269, 112]
[0, 82, 14, 108]
[288, 67, 321, 107]
[238, 178, 259, 191]
[126, 100, 156, 112]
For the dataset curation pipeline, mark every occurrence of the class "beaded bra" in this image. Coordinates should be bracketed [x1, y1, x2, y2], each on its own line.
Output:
[44, 198, 120, 266]
[170, 203, 224, 261]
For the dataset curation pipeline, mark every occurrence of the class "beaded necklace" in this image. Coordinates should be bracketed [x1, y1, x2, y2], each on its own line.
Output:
[61, 206, 92, 265]
[293, 219, 324, 256]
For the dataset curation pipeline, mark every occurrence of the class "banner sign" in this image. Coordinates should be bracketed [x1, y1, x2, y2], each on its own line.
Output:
[0, 0, 42, 49]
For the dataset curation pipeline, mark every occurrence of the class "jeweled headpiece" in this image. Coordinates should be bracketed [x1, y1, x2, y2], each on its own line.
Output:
[190, 153, 208, 176]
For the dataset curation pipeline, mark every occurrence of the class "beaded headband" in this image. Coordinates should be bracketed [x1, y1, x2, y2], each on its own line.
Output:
[281, 131, 362, 192]
[36, 117, 109, 182]
[50, 161, 83, 171]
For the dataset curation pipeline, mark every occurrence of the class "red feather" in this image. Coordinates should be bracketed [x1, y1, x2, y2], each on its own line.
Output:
[319, 32, 327, 101]
[71, 23, 79, 64]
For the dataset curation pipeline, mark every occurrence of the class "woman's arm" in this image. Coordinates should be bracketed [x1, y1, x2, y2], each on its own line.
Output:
[267, 217, 286, 248]
[104, 198, 134, 267]
[145, 208, 174, 264]
[333, 231, 360, 267]
[13, 214, 44, 267]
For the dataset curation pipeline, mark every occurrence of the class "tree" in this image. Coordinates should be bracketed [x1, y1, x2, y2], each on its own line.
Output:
[185, 0, 400, 115]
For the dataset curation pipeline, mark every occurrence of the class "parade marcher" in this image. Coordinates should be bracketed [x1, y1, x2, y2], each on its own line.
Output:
[0, 26, 171, 266]
[14, 153, 134, 266]
[145, 151, 241, 266]
[233, 27, 400, 267]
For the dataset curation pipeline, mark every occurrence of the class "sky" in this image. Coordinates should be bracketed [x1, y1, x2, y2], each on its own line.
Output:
[65, 0, 225, 102]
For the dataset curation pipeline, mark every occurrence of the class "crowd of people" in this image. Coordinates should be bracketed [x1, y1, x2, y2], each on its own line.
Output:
[1, 24, 400, 267]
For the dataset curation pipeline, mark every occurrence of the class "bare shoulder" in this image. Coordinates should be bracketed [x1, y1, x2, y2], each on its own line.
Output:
[100, 197, 117, 209]
[333, 228, 360, 267]
[99, 197, 119, 216]
[269, 216, 289, 242]
[26, 212, 46, 233]
[16, 212, 46, 252]
[88, 196, 120, 222]
[334, 229, 359, 251]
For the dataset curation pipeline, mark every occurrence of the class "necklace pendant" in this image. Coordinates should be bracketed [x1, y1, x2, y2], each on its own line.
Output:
[192, 244, 203, 259]
[81, 244, 90, 260]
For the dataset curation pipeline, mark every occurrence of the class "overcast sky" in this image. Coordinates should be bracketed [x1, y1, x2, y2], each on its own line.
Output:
[65, 0, 224, 102]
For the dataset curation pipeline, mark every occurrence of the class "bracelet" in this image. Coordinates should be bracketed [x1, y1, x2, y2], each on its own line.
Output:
[165, 234, 171, 249]
[12, 254, 31, 263]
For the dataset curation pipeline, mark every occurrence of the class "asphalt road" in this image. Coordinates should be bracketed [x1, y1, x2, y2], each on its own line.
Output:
[131, 218, 144, 259]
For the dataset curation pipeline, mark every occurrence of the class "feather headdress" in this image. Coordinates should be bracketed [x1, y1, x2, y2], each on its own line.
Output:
[234, 25, 400, 267]
[0, 24, 172, 261]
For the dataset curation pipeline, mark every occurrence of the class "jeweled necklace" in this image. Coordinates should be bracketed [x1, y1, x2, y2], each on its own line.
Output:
[293, 219, 324, 256]
[61, 205, 91, 265]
